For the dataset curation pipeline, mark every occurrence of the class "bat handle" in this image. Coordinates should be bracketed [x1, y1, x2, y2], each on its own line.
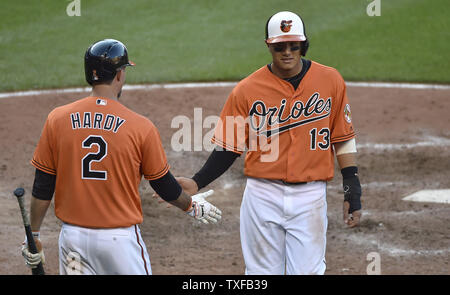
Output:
[24, 225, 39, 253]
[32, 263, 45, 275]
[25, 225, 45, 275]
[15, 191, 46, 275]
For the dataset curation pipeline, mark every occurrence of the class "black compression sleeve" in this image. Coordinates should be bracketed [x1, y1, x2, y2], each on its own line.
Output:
[149, 170, 182, 202]
[192, 148, 240, 190]
[341, 166, 358, 179]
[341, 166, 362, 213]
[32, 168, 56, 201]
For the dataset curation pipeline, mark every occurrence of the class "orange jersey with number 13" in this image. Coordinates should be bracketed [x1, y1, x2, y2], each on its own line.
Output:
[212, 61, 355, 183]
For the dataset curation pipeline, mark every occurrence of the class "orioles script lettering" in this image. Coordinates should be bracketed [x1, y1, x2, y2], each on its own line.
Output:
[249, 92, 331, 137]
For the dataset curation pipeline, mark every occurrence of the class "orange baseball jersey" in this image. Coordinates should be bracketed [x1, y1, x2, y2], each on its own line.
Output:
[31, 96, 169, 228]
[212, 61, 355, 183]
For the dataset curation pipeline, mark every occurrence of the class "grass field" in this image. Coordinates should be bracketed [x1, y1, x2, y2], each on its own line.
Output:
[0, 0, 448, 91]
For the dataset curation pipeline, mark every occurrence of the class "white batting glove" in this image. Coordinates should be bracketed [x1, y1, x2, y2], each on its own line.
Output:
[21, 232, 45, 268]
[187, 190, 222, 224]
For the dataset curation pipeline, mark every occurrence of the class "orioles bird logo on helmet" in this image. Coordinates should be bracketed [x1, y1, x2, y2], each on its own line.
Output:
[280, 20, 292, 32]
[92, 69, 99, 81]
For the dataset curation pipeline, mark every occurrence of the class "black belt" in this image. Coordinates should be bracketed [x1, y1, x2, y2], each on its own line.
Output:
[281, 180, 307, 185]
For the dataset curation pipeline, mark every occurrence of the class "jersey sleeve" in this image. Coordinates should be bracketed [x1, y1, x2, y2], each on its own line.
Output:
[31, 115, 57, 175]
[330, 71, 356, 144]
[141, 122, 170, 180]
[211, 88, 249, 154]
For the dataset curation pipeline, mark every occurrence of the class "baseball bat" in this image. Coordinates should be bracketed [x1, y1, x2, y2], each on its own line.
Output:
[14, 187, 45, 275]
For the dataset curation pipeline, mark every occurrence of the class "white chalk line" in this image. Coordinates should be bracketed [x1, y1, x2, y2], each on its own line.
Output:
[363, 208, 450, 217]
[346, 81, 450, 90]
[356, 136, 450, 151]
[347, 234, 450, 257]
[0, 82, 237, 99]
[1, 81, 450, 99]
[327, 181, 411, 191]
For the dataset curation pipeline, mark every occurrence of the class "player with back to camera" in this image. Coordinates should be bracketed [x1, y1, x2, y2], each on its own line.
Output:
[170, 11, 363, 275]
[20, 39, 222, 275]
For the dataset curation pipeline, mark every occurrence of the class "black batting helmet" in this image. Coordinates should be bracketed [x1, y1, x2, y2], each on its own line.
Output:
[84, 39, 135, 85]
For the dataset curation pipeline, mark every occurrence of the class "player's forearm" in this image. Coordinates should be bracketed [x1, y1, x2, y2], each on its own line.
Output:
[335, 142, 359, 178]
[192, 147, 240, 190]
[30, 168, 55, 232]
[149, 170, 191, 211]
[334, 138, 362, 217]
[336, 152, 357, 169]
[334, 138, 357, 169]
[169, 191, 192, 212]
[30, 196, 51, 232]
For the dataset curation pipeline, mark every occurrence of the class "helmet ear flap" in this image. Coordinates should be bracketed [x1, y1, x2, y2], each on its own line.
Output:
[301, 39, 309, 56]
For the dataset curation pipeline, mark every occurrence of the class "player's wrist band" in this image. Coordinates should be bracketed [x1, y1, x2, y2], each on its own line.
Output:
[341, 166, 358, 179]
[335, 138, 357, 156]
[24, 231, 40, 243]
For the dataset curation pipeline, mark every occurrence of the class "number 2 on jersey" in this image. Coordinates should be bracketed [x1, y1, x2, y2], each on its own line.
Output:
[309, 128, 330, 150]
[82, 135, 108, 180]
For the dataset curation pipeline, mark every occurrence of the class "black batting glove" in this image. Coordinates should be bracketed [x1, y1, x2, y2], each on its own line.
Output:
[341, 166, 362, 213]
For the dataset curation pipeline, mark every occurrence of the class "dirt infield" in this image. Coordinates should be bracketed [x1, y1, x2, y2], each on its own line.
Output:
[0, 84, 449, 275]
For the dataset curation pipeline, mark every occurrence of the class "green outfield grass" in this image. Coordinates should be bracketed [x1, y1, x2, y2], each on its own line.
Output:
[0, 0, 448, 91]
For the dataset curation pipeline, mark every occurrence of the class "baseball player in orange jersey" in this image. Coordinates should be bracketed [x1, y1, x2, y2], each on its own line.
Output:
[175, 11, 362, 274]
[20, 39, 221, 275]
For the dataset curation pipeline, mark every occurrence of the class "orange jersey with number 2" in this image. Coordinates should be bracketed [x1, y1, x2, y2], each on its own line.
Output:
[31, 96, 169, 228]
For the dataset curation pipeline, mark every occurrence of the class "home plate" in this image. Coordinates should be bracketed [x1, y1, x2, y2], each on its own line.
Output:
[402, 189, 450, 204]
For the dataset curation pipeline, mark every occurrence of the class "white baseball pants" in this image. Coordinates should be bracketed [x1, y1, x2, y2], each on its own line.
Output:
[240, 177, 328, 275]
[58, 223, 151, 275]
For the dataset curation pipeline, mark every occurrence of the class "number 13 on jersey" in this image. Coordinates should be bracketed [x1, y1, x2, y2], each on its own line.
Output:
[309, 128, 330, 150]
